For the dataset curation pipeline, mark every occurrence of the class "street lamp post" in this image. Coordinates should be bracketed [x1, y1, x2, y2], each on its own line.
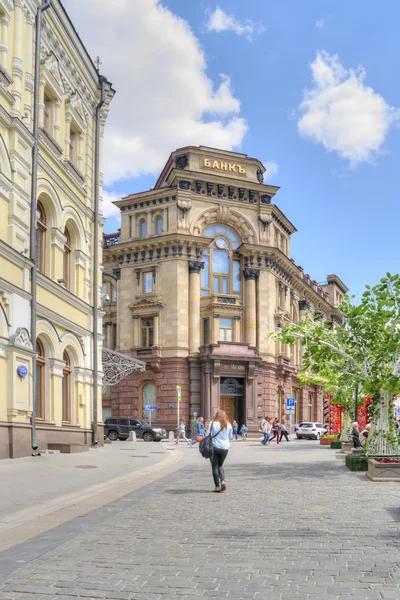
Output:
[355, 384, 359, 422]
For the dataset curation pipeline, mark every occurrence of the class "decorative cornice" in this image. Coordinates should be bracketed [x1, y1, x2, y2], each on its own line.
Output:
[128, 297, 164, 311]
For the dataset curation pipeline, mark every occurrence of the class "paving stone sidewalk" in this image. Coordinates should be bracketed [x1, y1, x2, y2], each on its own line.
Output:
[0, 442, 399, 600]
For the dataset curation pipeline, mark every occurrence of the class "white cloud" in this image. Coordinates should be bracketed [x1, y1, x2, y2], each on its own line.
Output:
[315, 18, 326, 29]
[102, 189, 122, 220]
[297, 51, 399, 165]
[263, 160, 279, 180]
[63, 0, 247, 186]
[206, 6, 264, 41]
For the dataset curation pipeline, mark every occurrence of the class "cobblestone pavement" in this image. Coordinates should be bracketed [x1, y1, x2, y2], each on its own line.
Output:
[0, 441, 399, 600]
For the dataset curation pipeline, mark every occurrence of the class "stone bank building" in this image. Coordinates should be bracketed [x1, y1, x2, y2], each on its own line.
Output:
[102, 147, 347, 432]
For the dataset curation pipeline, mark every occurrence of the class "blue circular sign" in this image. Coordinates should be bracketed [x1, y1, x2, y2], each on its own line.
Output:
[17, 365, 28, 377]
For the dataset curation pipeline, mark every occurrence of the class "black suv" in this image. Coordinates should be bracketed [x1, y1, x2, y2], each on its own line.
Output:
[104, 418, 167, 442]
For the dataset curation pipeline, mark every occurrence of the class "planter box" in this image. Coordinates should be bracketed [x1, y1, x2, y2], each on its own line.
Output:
[331, 441, 342, 449]
[366, 459, 400, 482]
[340, 441, 353, 454]
[320, 437, 335, 445]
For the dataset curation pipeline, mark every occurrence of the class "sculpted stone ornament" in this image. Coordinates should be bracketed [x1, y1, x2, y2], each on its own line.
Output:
[261, 194, 271, 204]
[8, 327, 33, 351]
[188, 260, 204, 274]
[257, 168, 264, 184]
[179, 180, 191, 190]
[175, 154, 189, 169]
[243, 268, 260, 281]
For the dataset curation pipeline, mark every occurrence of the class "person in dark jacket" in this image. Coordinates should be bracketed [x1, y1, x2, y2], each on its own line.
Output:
[196, 417, 205, 439]
[351, 422, 362, 448]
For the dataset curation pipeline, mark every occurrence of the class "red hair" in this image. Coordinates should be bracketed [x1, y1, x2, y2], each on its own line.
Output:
[213, 409, 229, 430]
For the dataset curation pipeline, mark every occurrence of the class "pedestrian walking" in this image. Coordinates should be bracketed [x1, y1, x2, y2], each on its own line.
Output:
[351, 422, 362, 449]
[280, 422, 290, 442]
[176, 419, 190, 446]
[239, 423, 248, 440]
[268, 418, 280, 444]
[196, 417, 205, 440]
[232, 420, 238, 440]
[261, 416, 271, 445]
[207, 410, 233, 492]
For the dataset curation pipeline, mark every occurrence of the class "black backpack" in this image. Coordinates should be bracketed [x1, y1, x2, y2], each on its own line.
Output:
[199, 421, 222, 459]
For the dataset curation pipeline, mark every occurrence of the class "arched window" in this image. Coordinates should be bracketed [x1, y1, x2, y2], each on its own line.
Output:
[62, 350, 72, 422]
[201, 224, 241, 297]
[142, 382, 156, 422]
[36, 339, 45, 419]
[155, 216, 162, 235]
[36, 202, 47, 274]
[140, 219, 147, 238]
[63, 227, 71, 291]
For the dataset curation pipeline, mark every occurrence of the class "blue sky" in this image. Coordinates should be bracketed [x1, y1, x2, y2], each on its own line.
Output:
[65, 0, 400, 299]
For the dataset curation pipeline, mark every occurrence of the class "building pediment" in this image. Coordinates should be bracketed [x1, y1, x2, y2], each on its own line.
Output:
[129, 297, 164, 311]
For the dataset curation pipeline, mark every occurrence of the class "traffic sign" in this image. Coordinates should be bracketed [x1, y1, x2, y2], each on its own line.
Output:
[143, 405, 158, 410]
[287, 407, 295, 415]
[193, 411, 198, 417]
[176, 385, 181, 402]
[286, 398, 295, 408]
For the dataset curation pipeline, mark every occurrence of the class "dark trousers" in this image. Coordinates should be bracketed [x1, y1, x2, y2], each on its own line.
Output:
[269, 430, 280, 443]
[280, 431, 289, 442]
[210, 448, 228, 486]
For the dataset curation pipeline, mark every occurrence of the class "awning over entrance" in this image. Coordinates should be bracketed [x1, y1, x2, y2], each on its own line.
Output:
[102, 348, 146, 387]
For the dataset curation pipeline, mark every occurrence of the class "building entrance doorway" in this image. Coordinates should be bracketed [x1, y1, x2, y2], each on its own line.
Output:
[220, 377, 244, 427]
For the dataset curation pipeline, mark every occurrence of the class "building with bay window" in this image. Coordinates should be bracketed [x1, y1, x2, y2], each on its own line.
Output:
[0, 1, 114, 458]
[102, 146, 347, 431]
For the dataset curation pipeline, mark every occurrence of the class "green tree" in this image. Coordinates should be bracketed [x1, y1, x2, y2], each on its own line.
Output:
[273, 274, 400, 456]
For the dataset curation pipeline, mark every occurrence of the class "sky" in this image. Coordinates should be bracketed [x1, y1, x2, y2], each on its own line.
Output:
[63, 0, 400, 299]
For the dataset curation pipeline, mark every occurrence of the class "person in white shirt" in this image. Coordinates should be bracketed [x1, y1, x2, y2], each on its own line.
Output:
[176, 419, 190, 446]
[207, 410, 233, 492]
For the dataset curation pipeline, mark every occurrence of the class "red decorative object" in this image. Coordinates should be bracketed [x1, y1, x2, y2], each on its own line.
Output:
[324, 395, 343, 434]
[357, 395, 371, 430]
[374, 458, 400, 463]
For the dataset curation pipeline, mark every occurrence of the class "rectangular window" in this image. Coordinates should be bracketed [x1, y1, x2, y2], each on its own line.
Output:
[219, 317, 232, 342]
[308, 394, 312, 421]
[201, 253, 210, 294]
[213, 277, 219, 293]
[233, 260, 241, 293]
[102, 324, 108, 348]
[69, 126, 80, 163]
[222, 278, 229, 294]
[143, 272, 153, 293]
[43, 93, 53, 132]
[212, 249, 230, 274]
[203, 319, 210, 345]
[141, 317, 154, 347]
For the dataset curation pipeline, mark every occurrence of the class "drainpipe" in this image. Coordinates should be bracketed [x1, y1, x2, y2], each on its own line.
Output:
[92, 76, 106, 446]
[30, 0, 51, 454]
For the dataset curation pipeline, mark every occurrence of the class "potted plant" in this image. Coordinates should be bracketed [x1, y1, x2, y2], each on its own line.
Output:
[320, 434, 338, 446]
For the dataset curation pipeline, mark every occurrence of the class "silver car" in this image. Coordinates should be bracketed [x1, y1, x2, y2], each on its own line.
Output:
[296, 422, 327, 440]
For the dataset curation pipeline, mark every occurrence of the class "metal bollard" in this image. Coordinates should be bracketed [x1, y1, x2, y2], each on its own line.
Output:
[128, 431, 137, 442]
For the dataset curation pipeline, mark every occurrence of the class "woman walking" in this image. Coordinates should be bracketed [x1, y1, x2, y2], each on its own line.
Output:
[207, 410, 233, 492]
[268, 418, 280, 444]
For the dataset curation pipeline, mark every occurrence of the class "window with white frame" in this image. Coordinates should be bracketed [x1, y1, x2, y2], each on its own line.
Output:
[143, 271, 153, 294]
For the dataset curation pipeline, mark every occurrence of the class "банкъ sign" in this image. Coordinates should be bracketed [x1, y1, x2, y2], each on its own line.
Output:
[203, 158, 246, 175]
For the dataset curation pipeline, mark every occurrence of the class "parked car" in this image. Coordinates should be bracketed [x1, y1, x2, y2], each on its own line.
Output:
[296, 422, 327, 440]
[104, 418, 167, 442]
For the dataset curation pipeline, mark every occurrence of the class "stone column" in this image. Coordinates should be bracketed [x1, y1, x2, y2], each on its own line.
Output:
[24, 13, 34, 124]
[244, 268, 259, 347]
[132, 314, 140, 348]
[11, 0, 24, 117]
[152, 312, 159, 346]
[0, 13, 10, 68]
[188, 260, 203, 354]
[233, 315, 241, 342]
[204, 363, 212, 422]
[212, 314, 220, 344]
[54, 100, 61, 143]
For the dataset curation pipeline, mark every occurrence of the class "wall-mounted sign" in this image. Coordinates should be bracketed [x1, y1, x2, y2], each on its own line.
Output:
[203, 158, 246, 175]
[169, 403, 174, 409]
[222, 362, 245, 371]
[17, 365, 28, 378]
[247, 409, 254, 420]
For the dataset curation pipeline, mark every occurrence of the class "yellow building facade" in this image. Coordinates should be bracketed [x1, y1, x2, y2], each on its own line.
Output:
[102, 146, 348, 433]
[0, 0, 114, 458]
